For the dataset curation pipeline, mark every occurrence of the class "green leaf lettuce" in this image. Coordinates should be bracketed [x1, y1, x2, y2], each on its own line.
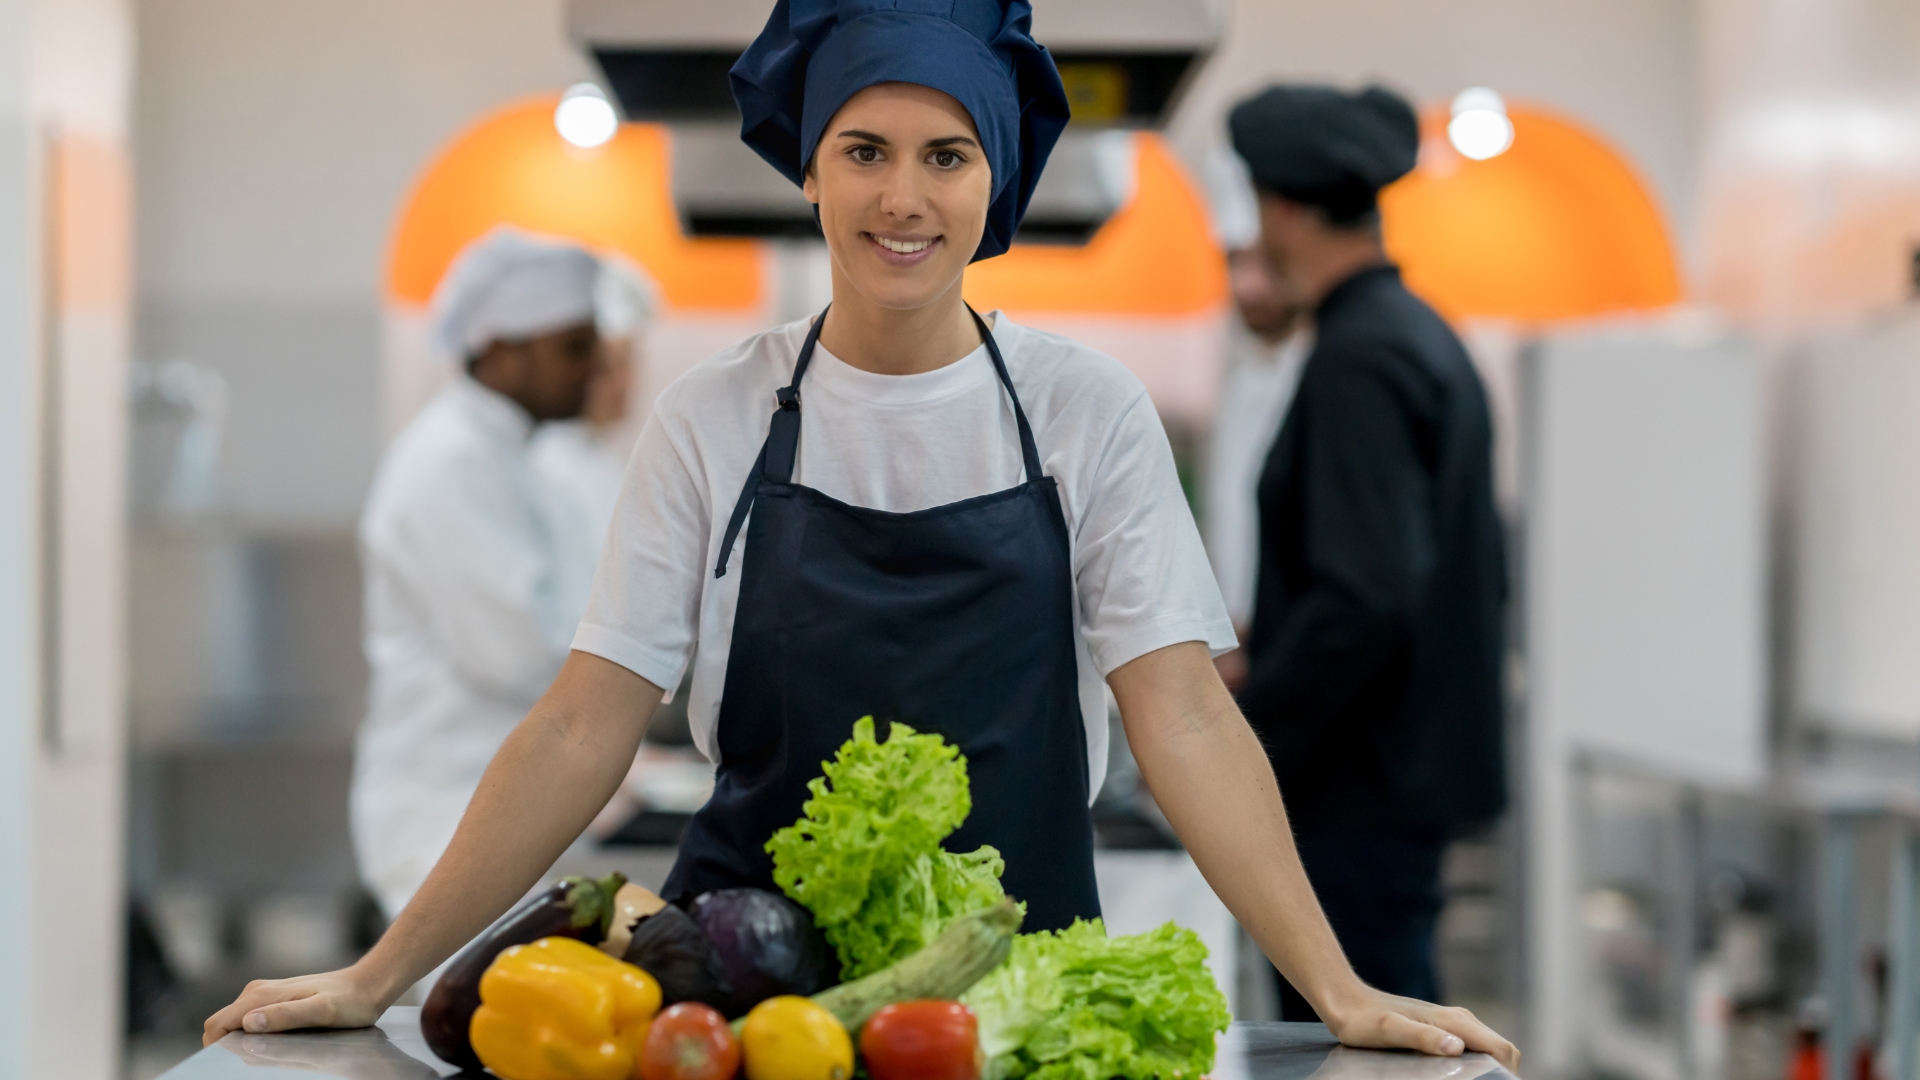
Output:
[766, 716, 1014, 979]
[963, 919, 1232, 1080]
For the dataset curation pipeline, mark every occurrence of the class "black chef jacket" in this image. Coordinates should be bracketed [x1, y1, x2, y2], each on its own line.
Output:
[1240, 264, 1507, 837]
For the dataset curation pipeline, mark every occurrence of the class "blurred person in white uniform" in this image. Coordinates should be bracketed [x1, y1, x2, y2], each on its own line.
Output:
[531, 257, 660, 624]
[351, 226, 602, 920]
[1203, 145, 1313, 691]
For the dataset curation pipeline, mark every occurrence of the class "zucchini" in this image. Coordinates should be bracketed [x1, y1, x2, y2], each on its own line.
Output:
[811, 899, 1023, 1032]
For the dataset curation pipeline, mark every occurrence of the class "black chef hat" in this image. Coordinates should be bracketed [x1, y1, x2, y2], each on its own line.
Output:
[1228, 84, 1420, 224]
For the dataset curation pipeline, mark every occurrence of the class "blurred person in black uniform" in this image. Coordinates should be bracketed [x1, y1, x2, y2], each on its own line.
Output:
[1228, 84, 1507, 1020]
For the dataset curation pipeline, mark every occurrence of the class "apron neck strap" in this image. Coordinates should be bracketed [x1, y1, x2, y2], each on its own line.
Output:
[716, 304, 1043, 578]
[968, 306, 1046, 485]
[758, 308, 829, 487]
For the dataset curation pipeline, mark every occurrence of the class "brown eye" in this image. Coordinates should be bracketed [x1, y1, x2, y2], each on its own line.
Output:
[851, 145, 880, 163]
[930, 150, 962, 169]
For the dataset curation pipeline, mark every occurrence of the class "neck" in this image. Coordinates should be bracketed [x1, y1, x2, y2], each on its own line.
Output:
[817, 266, 983, 376]
[1293, 232, 1389, 308]
[1251, 310, 1308, 347]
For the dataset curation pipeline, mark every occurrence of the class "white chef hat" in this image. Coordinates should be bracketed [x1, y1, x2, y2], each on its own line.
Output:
[595, 254, 659, 341]
[1204, 142, 1263, 253]
[429, 226, 602, 363]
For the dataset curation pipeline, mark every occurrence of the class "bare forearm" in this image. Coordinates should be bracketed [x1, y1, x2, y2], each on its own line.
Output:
[1111, 643, 1364, 1021]
[200, 652, 672, 1043]
[357, 652, 660, 1002]
[1109, 642, 1519, 1069]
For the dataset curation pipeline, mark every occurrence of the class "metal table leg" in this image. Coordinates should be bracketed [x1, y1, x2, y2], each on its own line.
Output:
[1891, 825, 1918, 1080]
[1825, 814, 1860, 1080]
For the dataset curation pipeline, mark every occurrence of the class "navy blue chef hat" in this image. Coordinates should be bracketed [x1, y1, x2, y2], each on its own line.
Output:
[730, 0, 1071, 262]
[1228, 84, 1420, 224]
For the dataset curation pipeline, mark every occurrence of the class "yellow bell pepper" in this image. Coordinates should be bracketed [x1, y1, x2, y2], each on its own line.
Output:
[470, 936, 663, 1080]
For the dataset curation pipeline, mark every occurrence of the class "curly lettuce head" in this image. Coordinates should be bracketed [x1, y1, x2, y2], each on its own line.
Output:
[766, 717, 1014, 978]
[963, 919, 1232, 1080]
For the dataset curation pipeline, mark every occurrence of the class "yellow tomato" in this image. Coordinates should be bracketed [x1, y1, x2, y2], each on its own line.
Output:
[740, 996, 854, 1080]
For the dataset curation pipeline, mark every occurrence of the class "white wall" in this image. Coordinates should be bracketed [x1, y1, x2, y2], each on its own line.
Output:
[0, 1, 33, 1066]
[1167, 0, 1702, 266]
[1694, 0, 1920, 328]
[135, 0, 595, 526]
[0, 0, 134, 1077]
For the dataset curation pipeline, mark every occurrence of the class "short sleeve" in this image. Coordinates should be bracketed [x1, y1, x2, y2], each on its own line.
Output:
[1071, 391, 1238, 675]
[571, 399, 711, 693]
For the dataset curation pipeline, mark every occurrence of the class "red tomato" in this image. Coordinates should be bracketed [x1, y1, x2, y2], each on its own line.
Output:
[640, 1002, 742, 1080]
[859, 1000, 981, 1080]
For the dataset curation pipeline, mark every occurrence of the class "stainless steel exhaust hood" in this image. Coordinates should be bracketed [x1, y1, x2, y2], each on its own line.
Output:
[567, 0, 1221, 242]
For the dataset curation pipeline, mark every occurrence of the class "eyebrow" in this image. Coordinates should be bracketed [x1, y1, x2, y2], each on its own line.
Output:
[834, 129, 980, 150]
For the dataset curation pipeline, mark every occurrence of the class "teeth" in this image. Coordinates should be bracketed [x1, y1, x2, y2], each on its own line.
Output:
[875, 235, 932, 254]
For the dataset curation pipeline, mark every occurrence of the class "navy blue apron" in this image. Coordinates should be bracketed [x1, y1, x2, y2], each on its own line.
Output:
[661, 308, 1101, 933]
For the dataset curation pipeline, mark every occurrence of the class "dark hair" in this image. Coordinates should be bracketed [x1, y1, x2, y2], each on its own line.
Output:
[1262, 187, 1382, 235]
[1317, 204, 1382, 234]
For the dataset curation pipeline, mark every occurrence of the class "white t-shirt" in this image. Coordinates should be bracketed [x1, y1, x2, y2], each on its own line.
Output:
[572, 314, 1237, 797]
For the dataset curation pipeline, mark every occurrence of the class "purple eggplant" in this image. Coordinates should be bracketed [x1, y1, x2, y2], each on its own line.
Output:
[690, 888, 835, 1015]
[420, 872, 624, 1072]
[621, 903, 732, 1013]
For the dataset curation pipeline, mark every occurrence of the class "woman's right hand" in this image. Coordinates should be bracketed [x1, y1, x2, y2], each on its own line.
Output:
[202, 965, 394, 1046]
[200, 655, 667, 1050]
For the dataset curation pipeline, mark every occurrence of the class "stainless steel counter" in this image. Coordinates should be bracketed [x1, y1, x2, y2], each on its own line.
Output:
[162, 1007, 1515, 1080]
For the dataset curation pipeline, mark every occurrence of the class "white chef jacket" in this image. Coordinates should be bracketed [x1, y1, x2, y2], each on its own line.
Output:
[351, 376, 578, 918]
[1203, 322, 1313, 628]
[530, 421, 629, 631]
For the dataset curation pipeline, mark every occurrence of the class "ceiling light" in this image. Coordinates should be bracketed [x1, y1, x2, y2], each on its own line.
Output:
[1448, 87, 1514, 161]
[555, 83, 618, 149]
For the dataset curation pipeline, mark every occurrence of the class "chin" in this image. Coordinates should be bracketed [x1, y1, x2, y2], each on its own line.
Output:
[839, 255, 968, 313]
[851, 278, 957, 313]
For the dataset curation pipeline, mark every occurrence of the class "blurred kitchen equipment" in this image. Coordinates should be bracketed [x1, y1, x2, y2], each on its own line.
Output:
[1792, 309, 1920, 741]
[245, 892, 351, 975]
[148, 880, 224, 982]
[1521, 324, 1767, 1073]
[129, 359, 228, 519]
[565, 0, 1219, 241]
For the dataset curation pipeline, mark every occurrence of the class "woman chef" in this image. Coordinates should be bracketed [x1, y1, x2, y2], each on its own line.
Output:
[207, 0, 1515, 1066]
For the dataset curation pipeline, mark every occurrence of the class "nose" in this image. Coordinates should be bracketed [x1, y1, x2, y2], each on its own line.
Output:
[876, 157, 929, 222]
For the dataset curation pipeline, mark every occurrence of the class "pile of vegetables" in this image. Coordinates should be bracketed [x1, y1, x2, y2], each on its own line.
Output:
[423, 878, 844, 1074]
[428, 717, 1229, 1080]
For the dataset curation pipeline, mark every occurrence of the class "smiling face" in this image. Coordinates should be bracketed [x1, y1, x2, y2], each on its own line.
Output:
[803, 82, 993, 314]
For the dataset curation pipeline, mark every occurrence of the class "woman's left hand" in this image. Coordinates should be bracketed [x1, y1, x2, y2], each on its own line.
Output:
[1320, 986, 1520, 1073]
